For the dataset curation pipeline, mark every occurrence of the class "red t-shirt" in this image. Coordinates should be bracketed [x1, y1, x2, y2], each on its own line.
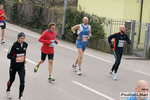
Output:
[39, 29, 58, 54]
[0, 9, 5, 21]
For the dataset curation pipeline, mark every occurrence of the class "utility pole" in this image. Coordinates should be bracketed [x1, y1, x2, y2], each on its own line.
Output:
[61, 0, 67, 39]
[137, 0, 143, 48]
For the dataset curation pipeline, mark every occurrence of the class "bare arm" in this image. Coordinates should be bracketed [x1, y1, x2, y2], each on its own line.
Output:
[71, 25, 80, 34]
[89, 26, 92, 36]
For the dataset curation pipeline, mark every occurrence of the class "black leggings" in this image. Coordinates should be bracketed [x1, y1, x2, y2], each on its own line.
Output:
[111, 51, 122, 73]
[7, 67, 25, 98]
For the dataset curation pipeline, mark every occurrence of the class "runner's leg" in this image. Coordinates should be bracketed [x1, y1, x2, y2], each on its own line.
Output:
[114, 52, 122, 73]
[1, 29, 4, 39]
[78, 48, 84, 69]
[18, 68, 25, 99]
[48, 60, 53, 75]
[37, 60, 44, 66]
[1, 22, 6, 40]
[7, 68, 17, 91]
[111, 51, 118, 72]
[48, 53, 54, 76]
[37, 52, 46, 66]
[74, 56, 79, 65]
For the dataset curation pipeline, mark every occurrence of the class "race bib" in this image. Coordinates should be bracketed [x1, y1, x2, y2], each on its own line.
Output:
[0, 23, 4, 26]
[118, 40, 125, 47]
[82, 35, 88, 42]
[16, 53, 25, 63]
[49, 40, 55, 47]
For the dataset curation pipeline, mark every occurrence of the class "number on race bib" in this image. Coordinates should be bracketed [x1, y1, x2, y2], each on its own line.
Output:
[118, 40, 125, 47]
[16, 53, 25, 63]
[82, 35, 88, 42]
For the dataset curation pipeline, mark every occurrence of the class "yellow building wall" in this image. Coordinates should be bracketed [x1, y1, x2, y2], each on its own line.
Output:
[78, 0, 150, 23]
[142, 0, 150, 23]
[122, 0, 141, 48]
[123, 0, 141, 21]
[78, 0, 124, 19]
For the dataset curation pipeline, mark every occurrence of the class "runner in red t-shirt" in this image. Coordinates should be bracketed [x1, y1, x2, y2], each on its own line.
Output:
[34, 22, 58, 81]
[0, 4, 7, 44]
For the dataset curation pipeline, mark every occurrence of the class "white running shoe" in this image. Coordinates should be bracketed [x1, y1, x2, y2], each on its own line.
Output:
[6, 91, 11, 99]
[18, 97, 23, 100]
[113, 73, 117, 80]
[72, 64, 77, 72]
[78, 69, 81, 75]
[1, 39, 5, 44]
[109, 71, 113, 77]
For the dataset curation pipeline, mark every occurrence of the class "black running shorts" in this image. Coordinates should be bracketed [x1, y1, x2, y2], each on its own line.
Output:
[41, 52, 54, 60]
[0, 22, 6, 29]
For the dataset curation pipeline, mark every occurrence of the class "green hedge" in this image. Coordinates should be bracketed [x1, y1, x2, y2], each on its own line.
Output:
[64, 7, 106, 42]
[6, 2, 106, 42]
[0, 0, 6, 5]
[0, 0, 6, 9]
[30, 4, 44, 30]
[8, 2, 46, 33]
[10, 2, 19, 24]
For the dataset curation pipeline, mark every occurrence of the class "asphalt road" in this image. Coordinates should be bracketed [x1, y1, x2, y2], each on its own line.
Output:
[0, 23, 150, 100]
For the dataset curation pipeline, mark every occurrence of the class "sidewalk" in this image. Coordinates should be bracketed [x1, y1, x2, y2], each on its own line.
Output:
[122, 55, 148, 60]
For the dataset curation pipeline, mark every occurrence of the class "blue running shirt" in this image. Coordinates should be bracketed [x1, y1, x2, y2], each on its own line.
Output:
[76, 24, 90, 44]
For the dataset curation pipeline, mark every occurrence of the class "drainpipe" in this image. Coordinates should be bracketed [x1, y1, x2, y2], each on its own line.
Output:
[137, 0, 143, 48]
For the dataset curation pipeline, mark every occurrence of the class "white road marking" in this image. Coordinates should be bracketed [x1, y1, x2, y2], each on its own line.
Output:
[72, 81, 115, 100]
[4, 49, 36, 65]
[134, 70, 150, 77]
[7, 27, 39, 38]
[4, 49, 8, 52]
[26, 59, 36, 65]
[58, 44, 113, 63]
[7, 27, 113, 63]
[84, 52, 113, 63]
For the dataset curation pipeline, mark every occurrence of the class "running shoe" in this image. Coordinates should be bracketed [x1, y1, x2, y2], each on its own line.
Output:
[6, 91, 11, 99]
[48, 75, 55, 81]
[72, 64, 77, 72]
[78, 69, 81, 75]
[113, 73, 117, 80]
[1, 39, 5, 44]
[34, 65, 39, 73]
[109, 71, 113, 77]
[18, 97, 23, 100]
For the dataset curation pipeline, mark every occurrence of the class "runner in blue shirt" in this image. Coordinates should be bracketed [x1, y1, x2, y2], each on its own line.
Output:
[71, 17, 92, 75]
